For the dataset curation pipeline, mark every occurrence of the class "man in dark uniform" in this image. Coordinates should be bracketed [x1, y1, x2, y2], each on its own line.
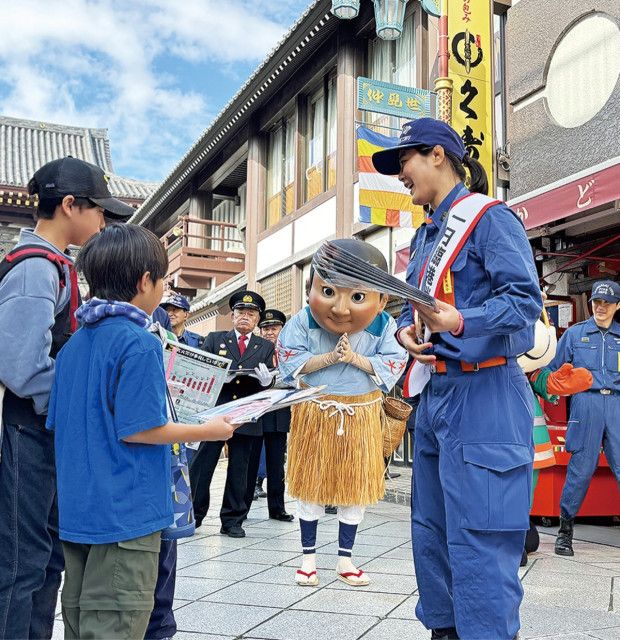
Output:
[245, 309, 294, 522]
[189, 291, 275, 538]
[159, 292, 203, 347]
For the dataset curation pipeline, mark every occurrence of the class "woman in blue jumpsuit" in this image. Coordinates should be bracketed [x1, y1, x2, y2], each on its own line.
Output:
[372, 118, 542, 640]
[546, 280, 620, 556]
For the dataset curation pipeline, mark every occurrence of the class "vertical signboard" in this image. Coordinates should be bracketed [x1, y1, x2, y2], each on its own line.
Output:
[448, 0, 494, 191]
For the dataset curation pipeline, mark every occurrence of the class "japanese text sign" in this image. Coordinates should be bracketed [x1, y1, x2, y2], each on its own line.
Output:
[357, 77, 434, 121]
[448, 0, 494, 190]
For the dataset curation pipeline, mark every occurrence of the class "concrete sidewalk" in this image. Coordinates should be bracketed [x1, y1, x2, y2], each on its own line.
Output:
[53, 461, 620, 639]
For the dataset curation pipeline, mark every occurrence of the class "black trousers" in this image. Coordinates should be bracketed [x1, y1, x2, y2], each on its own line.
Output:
[245, 431, 287, 515]
[189, 432, 259, 528]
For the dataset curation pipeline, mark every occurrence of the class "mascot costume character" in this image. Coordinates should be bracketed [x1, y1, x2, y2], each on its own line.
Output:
[277, 239, 407, 587]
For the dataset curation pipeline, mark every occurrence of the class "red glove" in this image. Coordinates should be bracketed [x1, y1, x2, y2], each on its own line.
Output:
[546, 363, 593, 396]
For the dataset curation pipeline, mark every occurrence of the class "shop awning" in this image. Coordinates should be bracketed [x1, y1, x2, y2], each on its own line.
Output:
[508, 158, 620, 230]
[393, 158, 620, 276]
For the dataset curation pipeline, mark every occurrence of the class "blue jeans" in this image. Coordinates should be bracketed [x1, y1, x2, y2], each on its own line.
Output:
[145, 539, 177, 639]
[257, 443, 267, 480]
[0, 422, 64, 640]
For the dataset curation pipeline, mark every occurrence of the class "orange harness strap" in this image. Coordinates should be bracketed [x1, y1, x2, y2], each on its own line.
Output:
[433, 356, 507, 374]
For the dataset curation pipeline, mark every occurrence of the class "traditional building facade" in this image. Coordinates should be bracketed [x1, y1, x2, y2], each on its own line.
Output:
[134, 0, 511, 336]
[506, 0, 620, 311]
[0, 115, 157, 256]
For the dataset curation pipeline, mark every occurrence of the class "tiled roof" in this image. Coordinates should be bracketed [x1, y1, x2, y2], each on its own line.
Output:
[0, 115, 158, 201]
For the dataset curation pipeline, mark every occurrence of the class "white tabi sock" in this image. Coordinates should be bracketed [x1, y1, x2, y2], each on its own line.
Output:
[336, 556, 358, 574]
[301, 553, 317, 574]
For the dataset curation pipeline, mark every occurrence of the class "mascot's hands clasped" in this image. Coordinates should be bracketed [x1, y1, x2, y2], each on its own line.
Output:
[335, 333, 375, 374]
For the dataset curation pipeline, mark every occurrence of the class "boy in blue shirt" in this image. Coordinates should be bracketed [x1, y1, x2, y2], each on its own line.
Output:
[0, 156, 134, 640]
[47, 224, 235, 640]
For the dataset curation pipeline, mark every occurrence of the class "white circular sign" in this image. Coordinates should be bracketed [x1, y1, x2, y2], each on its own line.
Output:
[546, 14, 620, 128]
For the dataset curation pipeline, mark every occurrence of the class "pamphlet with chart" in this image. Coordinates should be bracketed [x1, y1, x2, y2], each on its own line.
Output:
[162, 340, 232, 423]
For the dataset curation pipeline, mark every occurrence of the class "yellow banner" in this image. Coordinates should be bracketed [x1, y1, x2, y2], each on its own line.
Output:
[448, 0, 494, 191]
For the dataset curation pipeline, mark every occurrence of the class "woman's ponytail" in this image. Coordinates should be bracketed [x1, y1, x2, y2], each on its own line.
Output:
[462, 154, 489, 196]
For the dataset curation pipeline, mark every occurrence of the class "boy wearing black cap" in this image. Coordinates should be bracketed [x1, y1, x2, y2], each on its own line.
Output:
[545, 280, 620, 557]
[0, 157, 133, 639]
[190, 291, 276, 537]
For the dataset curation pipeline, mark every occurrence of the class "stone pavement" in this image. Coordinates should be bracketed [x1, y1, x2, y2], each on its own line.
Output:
[53, 461, 620, 640]
[384, 465, 620, 549]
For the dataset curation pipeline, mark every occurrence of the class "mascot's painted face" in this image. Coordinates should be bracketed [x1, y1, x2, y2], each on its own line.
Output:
[518, 309, 557, 374]
[309, 273, 387, 336]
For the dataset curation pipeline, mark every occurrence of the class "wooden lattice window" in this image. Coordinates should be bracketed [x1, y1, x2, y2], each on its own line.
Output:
[258, 269, 293, 318]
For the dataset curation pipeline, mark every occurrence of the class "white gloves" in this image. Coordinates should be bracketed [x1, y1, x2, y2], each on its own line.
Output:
[254, 362, 276, 387]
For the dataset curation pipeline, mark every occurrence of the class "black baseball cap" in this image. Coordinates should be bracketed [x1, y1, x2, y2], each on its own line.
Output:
[372, 118, 467, 176]
[27, 156, 135, 220]
[229, 290, 266, 313]
[259, 309, 286, 328]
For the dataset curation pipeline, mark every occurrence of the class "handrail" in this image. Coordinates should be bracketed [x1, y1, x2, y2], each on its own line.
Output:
[179, 215, 239, 229]
[176, 232, 244, 245]
[160, 215, 244, 254]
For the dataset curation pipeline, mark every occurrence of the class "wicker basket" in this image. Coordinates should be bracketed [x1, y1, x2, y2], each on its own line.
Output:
[382, 397, 412, 458]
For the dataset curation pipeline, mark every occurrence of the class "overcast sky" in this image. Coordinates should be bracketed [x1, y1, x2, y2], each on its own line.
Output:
[0, 0, 311, 182]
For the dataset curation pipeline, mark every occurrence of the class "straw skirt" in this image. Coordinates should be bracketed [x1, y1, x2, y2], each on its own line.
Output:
[286, 389, 385, 506]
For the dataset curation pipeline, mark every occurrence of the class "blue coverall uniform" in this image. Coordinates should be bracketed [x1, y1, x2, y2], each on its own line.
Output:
[398, 183, 542, 639]
[178, 329, 202, 348]
[546, 317, 620, 518]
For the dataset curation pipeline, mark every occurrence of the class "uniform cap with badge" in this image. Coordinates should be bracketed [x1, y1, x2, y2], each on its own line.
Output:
[589, 280, 620, 304]
[259, 309, 286, 328]
[229, 290, 266, 313]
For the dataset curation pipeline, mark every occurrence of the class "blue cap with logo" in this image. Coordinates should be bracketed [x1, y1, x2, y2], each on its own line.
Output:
[160, 293, 190, 312]
[371, 118, 467, 176]
[589, 280, 620, 304]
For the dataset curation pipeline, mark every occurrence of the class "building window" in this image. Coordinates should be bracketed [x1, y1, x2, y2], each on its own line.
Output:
[366, 10, 415, 131]
[259, 268, 294, 317]
[305, 72, 337, 202]
[266, 113, 296, 228]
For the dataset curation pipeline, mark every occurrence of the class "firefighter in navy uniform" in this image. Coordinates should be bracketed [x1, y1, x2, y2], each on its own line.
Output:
[546, 280, 620, 557]
[159, 292, 203, 347]
[245, 309, 294, 522]
[189, 291, 275, 538]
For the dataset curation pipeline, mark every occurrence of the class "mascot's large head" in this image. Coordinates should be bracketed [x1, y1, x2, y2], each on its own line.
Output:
[518, 308, 557, 373]
[309, 239, 389, 335]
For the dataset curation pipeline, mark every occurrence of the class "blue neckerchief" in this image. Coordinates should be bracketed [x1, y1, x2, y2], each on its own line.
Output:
[76, 297, 151, 328]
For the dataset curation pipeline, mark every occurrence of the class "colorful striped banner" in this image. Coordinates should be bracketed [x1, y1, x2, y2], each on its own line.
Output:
[356, 126, 425, 228]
